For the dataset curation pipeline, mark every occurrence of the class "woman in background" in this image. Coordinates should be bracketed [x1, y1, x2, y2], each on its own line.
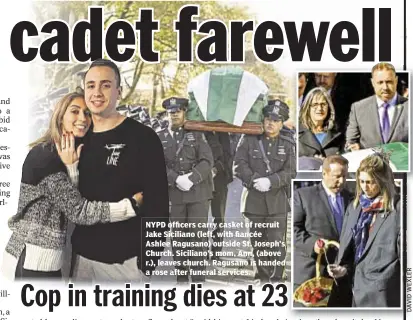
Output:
[2, 90, 142, 280]
[328, 152, 400, 307]
[298, 87, 345, 160]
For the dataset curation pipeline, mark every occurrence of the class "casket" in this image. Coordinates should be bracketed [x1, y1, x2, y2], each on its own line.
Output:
[184, 66, 268, 134]
[342, 142, 408, 172]
[299, 142, 408, 172]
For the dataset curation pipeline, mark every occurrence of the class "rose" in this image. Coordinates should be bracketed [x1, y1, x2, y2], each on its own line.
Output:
[302, 287, 329, 304]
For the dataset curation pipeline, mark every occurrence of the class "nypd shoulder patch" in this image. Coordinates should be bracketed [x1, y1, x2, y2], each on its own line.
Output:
[186, 132, 196, 141]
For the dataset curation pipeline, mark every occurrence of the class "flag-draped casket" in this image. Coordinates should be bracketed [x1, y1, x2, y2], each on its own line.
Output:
[184, 67, 269, 134]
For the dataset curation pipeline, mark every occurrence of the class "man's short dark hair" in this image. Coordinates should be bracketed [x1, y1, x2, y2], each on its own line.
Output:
[371, 62, 396, 77]
[84, 59, 121, 87]
[322, 154, 349, 172]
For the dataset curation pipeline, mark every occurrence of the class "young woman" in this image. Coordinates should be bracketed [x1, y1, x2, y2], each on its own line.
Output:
[2, 90, 142, 280]
[328, 153, 400, 307]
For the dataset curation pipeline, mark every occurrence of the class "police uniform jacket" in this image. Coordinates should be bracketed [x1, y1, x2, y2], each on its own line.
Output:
[233, 133, 296, 215]
[157, 127, 214, 204]
[205, 132, 233, 193]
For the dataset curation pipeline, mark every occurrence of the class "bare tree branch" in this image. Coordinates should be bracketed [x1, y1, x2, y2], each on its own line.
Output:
[122, 61, 145, 103]
[151, 71, 158, 111]
[104, 14, 115, 25]
[119, 2, 132, 19]
[154, 37, 177, 52]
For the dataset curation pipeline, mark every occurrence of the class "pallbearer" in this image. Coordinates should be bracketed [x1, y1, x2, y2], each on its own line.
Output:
[157, 97, 214, 283]
[204, 131, 233, 258]
[233, 99, 296, 283]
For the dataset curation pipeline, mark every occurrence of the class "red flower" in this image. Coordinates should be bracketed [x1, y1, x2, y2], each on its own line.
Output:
[302, 287, 329, 304]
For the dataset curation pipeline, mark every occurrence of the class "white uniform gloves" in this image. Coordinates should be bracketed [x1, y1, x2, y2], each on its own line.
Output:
[176, 173, 194, 191]
[253, 177, 271, 192]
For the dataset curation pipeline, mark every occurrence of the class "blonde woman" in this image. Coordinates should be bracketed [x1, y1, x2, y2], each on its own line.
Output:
[298, 87, 344, 159]
[328, 153, 400, 307]
[2, 90, 142, 280]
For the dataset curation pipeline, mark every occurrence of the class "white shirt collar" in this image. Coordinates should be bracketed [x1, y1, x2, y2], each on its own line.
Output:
[376, 93, 397, 108]
[322, 181, 339, 198]
[168, 126, 182, 137]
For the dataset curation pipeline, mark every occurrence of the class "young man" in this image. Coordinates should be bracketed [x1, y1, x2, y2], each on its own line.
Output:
[157, 97, 214, 283]
[233, 99, 296, 283]
[70, 59, 169, 281]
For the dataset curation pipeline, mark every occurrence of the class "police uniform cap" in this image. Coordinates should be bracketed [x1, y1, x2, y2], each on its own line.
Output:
[162, 97, 189, 113]
[263, 99, 289, 122]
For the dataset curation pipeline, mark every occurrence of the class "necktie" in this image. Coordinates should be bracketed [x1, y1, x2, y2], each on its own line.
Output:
[381, 103, 390, 142]
[330, 195, 343, 235]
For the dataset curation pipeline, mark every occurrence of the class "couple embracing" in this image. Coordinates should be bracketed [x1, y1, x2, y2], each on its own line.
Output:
[2, 59, 169, 282]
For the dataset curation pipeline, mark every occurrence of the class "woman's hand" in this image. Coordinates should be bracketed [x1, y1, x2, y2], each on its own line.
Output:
[314, 154, 325, 160]
[55, 132, 83, 165]
[132, 192, 143, 207]
[345, 142, 361, 152]
[327, 264, 347, 278]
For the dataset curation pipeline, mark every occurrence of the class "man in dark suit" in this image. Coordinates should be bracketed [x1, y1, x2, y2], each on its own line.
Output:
[315, 73, 337, 94]
[346, 62, 409, 150]
[298, 73, 308, 107]
[293, 155, 352, 305]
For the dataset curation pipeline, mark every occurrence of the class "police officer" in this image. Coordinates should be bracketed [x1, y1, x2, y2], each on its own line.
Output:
[150, 117, 161, 132]
[205, 132, 233, 258]
[233, 100, 296, 284]
[158, 97, 214, 283]
[266, 99, 296, 141]
[273, 99, 295, 199]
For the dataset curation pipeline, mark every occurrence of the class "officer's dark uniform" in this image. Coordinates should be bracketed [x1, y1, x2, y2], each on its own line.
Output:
[233, 100, 297, 283]
[205, 132, 233, 256]
[157, 97, 214, 282]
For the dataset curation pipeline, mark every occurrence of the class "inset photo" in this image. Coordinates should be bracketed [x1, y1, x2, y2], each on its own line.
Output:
[296, 65, 410, 172]
[291, 154, 403, 309]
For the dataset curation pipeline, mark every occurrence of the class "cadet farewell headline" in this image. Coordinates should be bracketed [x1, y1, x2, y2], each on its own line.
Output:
[9, 5, 392, 63]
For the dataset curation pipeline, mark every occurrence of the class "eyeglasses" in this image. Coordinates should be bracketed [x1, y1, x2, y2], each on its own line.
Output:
[310, 102, 328, 109]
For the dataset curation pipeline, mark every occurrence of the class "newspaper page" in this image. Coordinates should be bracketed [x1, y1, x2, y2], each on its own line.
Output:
[0, 1, 411, 320]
